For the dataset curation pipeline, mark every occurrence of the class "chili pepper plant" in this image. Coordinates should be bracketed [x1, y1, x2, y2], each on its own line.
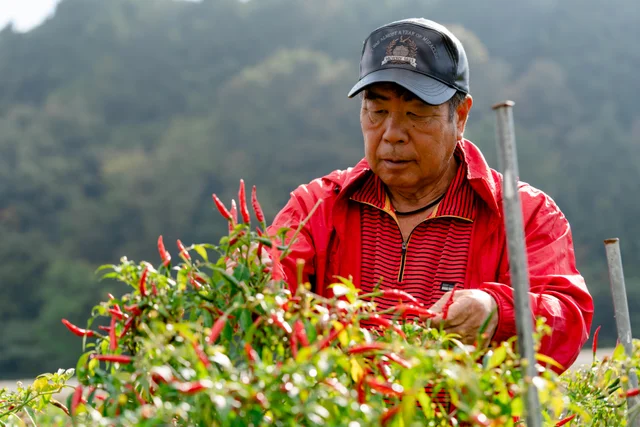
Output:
[1, 180, 639, 426]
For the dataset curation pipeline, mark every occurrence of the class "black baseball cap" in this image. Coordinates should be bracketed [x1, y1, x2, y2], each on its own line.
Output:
[348, 18, 469, 105]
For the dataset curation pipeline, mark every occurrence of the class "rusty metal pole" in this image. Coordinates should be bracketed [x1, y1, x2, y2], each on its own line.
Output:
[493, 101, 541, 427]
[604, 238, 640, 424]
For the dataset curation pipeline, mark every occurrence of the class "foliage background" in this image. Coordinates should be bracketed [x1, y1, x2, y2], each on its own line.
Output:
[1, 0, 638, 378]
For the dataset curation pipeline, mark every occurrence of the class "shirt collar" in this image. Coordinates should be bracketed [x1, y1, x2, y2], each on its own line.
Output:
[350, 146, 476, 221]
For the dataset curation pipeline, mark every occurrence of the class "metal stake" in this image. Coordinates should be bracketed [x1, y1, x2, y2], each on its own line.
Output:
[493, 101, 541, 427]
[604, 238, 640, 423]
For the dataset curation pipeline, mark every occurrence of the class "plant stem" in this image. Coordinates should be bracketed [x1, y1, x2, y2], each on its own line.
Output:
[50, 399, 70, 416]
[24, 407, 37, 426]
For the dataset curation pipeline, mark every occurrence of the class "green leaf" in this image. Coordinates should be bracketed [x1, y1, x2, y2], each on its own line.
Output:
[612, 343, 626, 361]
[33, 378, 48, 393]
[296, 346, 313, 364]
[535, 353, 565, 372]
[488, 346, 507, 369]
[417, 390, 434, 419]
[239, 309, 252, 333]
[223, 321, 233, 343]
[511, 396, 524, 417]
[331, 277, 358, 303]
[233, 263, 251, 283]
[193, 244, 209, 262]
[401, 393, 417, 424]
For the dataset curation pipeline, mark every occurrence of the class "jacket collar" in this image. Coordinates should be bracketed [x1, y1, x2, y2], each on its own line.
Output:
[325, 139, 501, 215]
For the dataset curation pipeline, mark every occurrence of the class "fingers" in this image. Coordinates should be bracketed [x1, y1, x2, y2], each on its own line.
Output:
[428, 290, 499, 345]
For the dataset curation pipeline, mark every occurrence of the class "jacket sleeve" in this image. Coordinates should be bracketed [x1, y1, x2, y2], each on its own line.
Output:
[267, 183, 325, 295]
[479, 186, 594, 372]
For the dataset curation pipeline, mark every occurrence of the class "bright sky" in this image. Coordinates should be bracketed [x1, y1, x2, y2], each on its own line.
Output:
[0, 0, 60, 32]
[0, 0, 205, 32]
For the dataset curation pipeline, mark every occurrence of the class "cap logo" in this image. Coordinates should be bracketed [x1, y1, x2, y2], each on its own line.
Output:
[382, 36, 418, 68]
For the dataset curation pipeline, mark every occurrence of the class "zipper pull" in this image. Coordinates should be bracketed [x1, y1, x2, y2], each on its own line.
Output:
[401, 240, 407, 255]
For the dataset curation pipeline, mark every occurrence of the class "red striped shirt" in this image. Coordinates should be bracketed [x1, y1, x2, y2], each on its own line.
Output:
[351, 149, 476, 310]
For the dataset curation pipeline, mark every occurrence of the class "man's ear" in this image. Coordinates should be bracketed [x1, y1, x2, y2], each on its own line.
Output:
[456, 95, 473, 140]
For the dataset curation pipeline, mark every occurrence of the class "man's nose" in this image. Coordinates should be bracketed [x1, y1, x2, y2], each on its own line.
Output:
[382, 112, 409, 144]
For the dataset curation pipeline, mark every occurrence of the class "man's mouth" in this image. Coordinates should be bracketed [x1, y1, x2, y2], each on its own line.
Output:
[382, 159, 410, 168]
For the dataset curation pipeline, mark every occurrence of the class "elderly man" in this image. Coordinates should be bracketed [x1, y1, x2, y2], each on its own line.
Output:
[269, 18, 593, 371]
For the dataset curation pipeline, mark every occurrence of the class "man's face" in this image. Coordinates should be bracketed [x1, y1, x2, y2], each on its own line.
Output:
[361, 83, 472, 194]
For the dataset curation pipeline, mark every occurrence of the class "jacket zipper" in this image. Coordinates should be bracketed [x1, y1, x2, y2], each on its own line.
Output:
[398, 239, 408, 282]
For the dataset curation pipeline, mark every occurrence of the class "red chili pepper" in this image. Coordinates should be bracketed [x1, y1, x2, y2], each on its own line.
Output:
[107, 293, 115, 300]
[366, 314, 406, 339]
[245, 343, 259, 364]
[347, 342, 387, 355]
[151, 281, 158, 296]
[555, 414, 576, 426]
[379, 289, 422, 306]
[192, 340, 211, 368]
[120, 317, 136, 339]
[151, 367, 175, 384]
[386, 352, 412, 369]
[207, 315, 227, 344]
[174, 380, 211, 395]
[271, 313, 293, 334]
[139, 267, 148, 297]
[391, 304, 437, 319]
[365, 377, 403, 398]
[230, 199, 238, 230]
[92, 354, 132, 364]
[124, 304, 142, 316]
[626, 388, 640, 398]
[157, 236, 171, 267]
[98, 325, 112, 332]
[61, 319, 96, 337]
[592, 325, 601, 357]
[71, 385, 83, 415]
[442, 287, 458, 320]
[238, 179, 251, 224]
[317, 324, 344, 350]
[256, 241, 264, 262]
[377, 361, 391, 381]
[177, 239, 191, 261]
[381, 405, 401, 426]
[228, 229, 245, 246]
[109, 308, 125, 320]
[212, 194, 232, 220]
[109, 316, 118, 351]
[294, 320, 309, 347]
[356, 374, 366, 404]
[251, 185, 265, 224]
[189, 273, 203, 290]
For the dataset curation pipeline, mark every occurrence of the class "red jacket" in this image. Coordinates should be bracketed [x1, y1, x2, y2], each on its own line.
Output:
[270, 139, 594, 372]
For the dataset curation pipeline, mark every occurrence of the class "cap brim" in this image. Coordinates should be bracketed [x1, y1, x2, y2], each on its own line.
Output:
[347, 68, 456, 105]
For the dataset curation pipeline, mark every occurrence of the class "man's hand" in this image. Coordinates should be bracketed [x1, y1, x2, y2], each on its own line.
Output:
[428, 289, 498, 345]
